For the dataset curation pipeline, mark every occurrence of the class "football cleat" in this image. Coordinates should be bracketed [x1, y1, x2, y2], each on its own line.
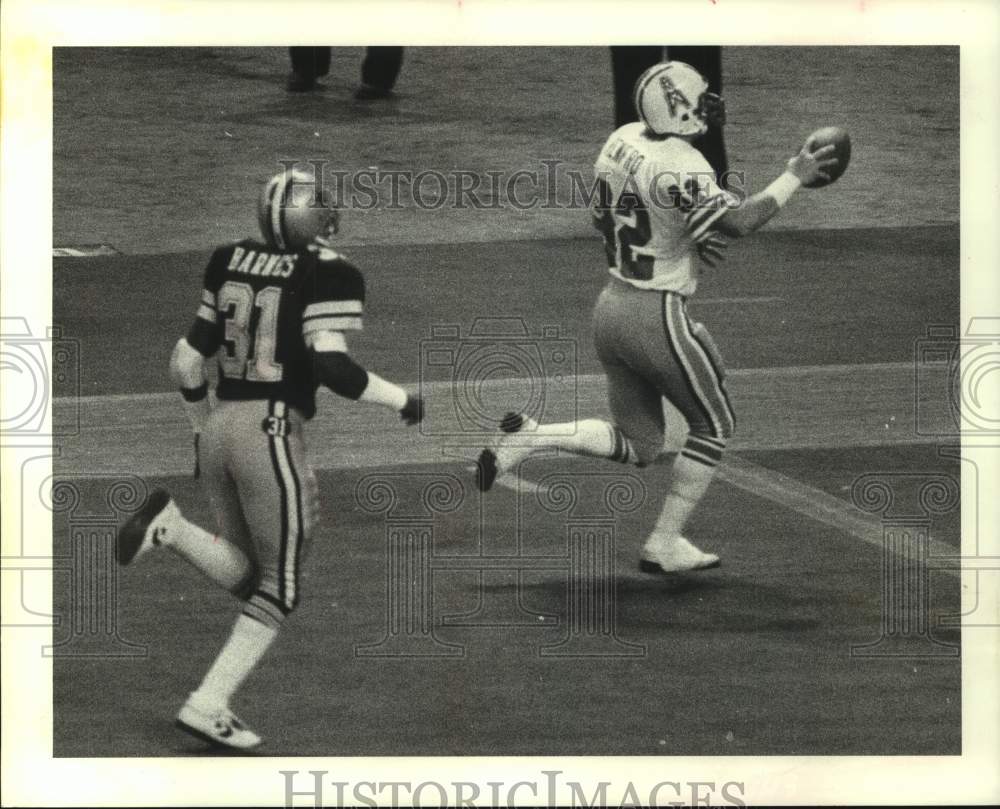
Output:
[476, 411, 535, 492]
[633, 61, 725, 138]
[499, 411, 525, 433]
[176, 701, 262, 750]
[475, 447, 498, 492]
[639, 535, 720, 574]
[116, 488, 175, 566]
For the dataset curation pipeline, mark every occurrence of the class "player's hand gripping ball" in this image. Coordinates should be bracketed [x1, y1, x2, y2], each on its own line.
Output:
[801, 126, 851, 188]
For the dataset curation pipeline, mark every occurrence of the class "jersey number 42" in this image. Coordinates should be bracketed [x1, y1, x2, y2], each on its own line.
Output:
[592, 178, 653, 281]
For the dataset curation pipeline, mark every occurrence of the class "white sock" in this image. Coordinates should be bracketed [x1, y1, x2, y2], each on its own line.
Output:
[190, 614, 278, 710]
[503, 418, 638, 466]
[650, 435, 724, 543]
[162, 509, 254, 595]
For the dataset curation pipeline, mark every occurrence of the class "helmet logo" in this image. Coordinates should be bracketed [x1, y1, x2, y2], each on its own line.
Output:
[658, 74, 691, 117]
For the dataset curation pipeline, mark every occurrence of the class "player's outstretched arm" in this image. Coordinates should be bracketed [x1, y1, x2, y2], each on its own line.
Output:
[309, 331, 424, 425]
[714, 140, 838, 238]
[169, 336, 214, 478]
[170, 337, 212, 431]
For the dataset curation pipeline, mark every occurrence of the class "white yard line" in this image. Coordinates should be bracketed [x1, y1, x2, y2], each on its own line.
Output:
[57, 360, 934, 406]
[50, 360, 961, 573]
[490, 452, 968, 578]
[491, 452, 960, 580]
[690, 296, 784, 305]
[718, 454, 960, 578]
[52, 362, 952, 480]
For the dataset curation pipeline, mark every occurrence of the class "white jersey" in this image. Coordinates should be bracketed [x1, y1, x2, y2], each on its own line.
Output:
[592, 122, 737, 296]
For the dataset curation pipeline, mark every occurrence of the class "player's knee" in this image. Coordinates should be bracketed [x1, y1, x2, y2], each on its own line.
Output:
[687, 415, 734, 443]
[686, 429, 728, 464]
[720, 408, 736, 440]
[231, 561, 261, 602]
[243, 585, 296, 629]
[631, 435, 663, 467]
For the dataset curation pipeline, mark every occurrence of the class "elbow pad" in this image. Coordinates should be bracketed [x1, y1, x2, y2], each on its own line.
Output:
[314, 351, 369, 400]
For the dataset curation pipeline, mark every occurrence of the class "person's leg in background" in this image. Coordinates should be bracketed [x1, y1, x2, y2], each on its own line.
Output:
[665, 46, 729, 186]
[356, 47, 404, 100]
[288, 47, 331, 92]
[610, 46, 665, 128]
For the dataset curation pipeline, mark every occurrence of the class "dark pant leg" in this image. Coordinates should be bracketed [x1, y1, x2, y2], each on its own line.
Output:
[664, 46, 722, 92]
[665, 46, 729, 186]
[289, 47, 331, 80]
[610, 46, 665, 128]
[361, 46, 404, 91]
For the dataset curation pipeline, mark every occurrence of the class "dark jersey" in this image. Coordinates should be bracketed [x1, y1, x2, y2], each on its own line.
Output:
[186, 238, 365, 419]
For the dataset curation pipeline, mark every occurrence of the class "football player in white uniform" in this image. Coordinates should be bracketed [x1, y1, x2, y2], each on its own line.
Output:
[479, 61, 838, 573]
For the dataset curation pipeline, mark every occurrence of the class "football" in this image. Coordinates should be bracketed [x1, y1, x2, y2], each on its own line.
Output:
[802, 126, 851, 188]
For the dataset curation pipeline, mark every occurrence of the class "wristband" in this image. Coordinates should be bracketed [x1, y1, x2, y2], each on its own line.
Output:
[763, 172, 801, 208]
[180, 395, 211, 433]
[360, 373, 408, 411]
[180, 382, 208, 402]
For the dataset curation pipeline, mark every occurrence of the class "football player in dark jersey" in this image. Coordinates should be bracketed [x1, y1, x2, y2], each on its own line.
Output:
[116, 168, 423, 749]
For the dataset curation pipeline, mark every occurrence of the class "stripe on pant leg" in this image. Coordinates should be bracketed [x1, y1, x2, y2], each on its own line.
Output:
[277, 433, 304, 610]
[267, 401, 290, 605]
[681, 302, 736, 434]
[270, 401, 303, 610]
[666, 295, 734, 438]
[660, 292, 715, 433]
[662, 293, 721, 436]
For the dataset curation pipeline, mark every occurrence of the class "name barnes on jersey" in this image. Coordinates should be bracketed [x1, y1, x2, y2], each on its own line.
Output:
[227, 245, 299, 278]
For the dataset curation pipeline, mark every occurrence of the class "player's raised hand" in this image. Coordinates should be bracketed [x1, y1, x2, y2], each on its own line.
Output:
[400, 394, 425, 426]
[787, 137, 839, 187]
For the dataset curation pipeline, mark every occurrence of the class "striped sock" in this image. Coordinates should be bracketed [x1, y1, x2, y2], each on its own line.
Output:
[242, 588, 290, 630]
[680, 433, 726, 468]
[523, 419, 640, 465]
[653, 433, 726, 539]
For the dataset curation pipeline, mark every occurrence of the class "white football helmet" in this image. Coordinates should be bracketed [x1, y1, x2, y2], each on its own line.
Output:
[257, 168, 340, 252]
[633, 61, 726, 138]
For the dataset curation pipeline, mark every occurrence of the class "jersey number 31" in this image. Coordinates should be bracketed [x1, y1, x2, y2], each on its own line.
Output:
[218, 281, 284, 382]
